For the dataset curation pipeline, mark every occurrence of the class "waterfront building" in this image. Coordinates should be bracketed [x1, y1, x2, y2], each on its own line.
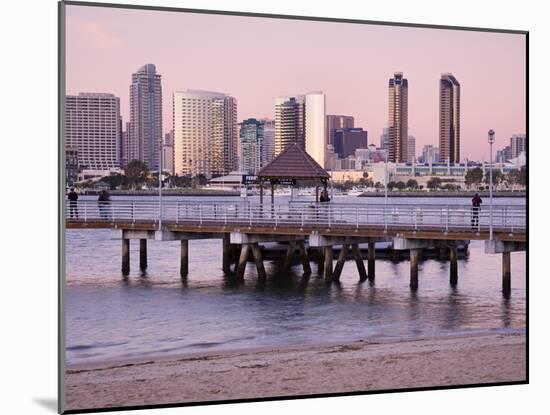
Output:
[496, 145, 512, 163]
[333, 128, 368, 159]
[173, 90, 237, 178]
[421, 145, 440, 164]
[260, 118, 275, 166]
[439, 73, 461, 164]
[66, 147, 79, 187]
[326, 114, 354, 146]
[510, 134, 527, 158]
[408, 135, 416, 163]
[239, 118, 264, 174]
[129, 64, 163, 170]
[65, 92, 121, 171]
[387, 73, 408, 162]
[275, 92, 326, 167]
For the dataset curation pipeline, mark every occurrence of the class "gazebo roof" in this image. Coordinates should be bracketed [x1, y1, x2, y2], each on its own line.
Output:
[257, 144, 330, 180]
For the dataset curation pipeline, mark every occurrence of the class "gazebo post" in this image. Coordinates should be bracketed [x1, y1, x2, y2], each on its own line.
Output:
[270, 180, 275, 218]
[259, 180, 264, 205]
[315, 184, 319, 203]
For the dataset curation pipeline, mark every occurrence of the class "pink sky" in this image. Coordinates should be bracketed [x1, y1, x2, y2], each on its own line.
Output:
[65, 4, 526, 161]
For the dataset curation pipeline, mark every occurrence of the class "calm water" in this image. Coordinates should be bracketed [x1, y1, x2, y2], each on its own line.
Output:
[64, 195, 526, 366]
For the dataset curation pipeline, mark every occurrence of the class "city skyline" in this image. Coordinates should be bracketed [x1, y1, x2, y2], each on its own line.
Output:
[66, 5, 526, 161]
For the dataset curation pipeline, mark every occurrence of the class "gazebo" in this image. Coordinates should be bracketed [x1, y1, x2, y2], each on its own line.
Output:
[257, 143, 331, 205]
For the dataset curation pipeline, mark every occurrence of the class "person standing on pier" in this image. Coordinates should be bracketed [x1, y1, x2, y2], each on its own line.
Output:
[68, 188, 78, 218]
[98, 190, 111, 220]
[471, 193, 483, 230]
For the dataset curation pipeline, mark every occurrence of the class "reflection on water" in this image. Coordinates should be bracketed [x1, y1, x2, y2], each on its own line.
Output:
[64, 197, 526, 366]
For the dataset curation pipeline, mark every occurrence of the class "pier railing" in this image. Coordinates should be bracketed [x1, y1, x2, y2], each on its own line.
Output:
[65, 200, 526, 234]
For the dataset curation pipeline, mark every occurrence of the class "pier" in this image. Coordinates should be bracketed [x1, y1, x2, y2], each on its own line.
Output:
[66, 199, 526, 296]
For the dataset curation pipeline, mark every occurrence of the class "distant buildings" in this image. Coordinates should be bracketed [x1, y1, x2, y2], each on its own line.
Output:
[510, 134, 526, 158]
[439, 73, 461, 164]
[421, 145, 440, 164]
[121, 122, 131, 168]
[65, 92, 121, 171]
[379, 127, 389, 150]
[274, 92, 326, 167]
[496, 145, 512, 163]
[407, 135, 416, 163]
[333, 128, 368, 158]
[387, 72, 408, 162]
[326, 114, 354, 146]
[163, 130, 174, 175]
[260, 118, 275, 166]
[65, 147, 79, 187]
[129, 64, 163, 170]
[172, 90, 237, 178]
[239, 118, 264, 174]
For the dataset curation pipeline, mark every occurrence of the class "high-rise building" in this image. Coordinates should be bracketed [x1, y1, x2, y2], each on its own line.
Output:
[326, 115, 354, 146]
[387, 72, 408, 162]
[496, 145, 512, 163]
[163, 130, 174, 175]
[129, 64, 163, 170]
[173, 90, 237, 178]
[275, 92, 326, 167]
[379, 127, 389, 150]
[421, 145, 440, 164]
[65, 93, 121, 171]
[121, 122, 131, 168]
[260, 118, 275, 166]
[65, 147, 79, 186]
[304, 92, 326, 168]
[510, 134, 526, 158]
[333, 128, 368, 159]
[239, 118, 264, 174]
[439, 73, 461, 164]
[407, 135, 416, 163]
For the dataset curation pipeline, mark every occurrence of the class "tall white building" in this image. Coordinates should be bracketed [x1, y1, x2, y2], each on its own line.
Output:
[510, 134, 526, 158]
[129, 64, 163, 170]
[275, 92, 326, 167]
[65, 93, 121, 171]
[407, 135, 416, 163]
[173, 90, 237, 178]
[239, 118, 264, 174]
[260, 118, 275, 166]
[163, 130, 174, 175]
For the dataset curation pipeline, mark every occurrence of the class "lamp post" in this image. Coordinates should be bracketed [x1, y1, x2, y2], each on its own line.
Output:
[488, 129, 495, 240]
[158, 138, 163, 230]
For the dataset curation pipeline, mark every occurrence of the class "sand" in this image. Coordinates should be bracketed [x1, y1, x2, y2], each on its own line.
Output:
[64, 332, 526, 411]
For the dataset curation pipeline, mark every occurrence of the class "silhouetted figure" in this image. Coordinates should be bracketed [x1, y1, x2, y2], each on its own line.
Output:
[320, 189, 331, 203]
[471, 193, 483, 230]
[98, 190, 111, 220]
[68, 188, 78, 218]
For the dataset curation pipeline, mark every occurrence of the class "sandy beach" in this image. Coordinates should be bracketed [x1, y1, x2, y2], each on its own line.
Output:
[64, 331, 526, 411]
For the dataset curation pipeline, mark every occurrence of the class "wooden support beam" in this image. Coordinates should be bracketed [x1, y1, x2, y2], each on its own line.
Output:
[251, 243, 266, 280]
[410, 248, 420, 291]
[333, 244, 349, 281]
[222, 233, 231, 273]
[282, 240, 296, 273]
[367, 241, 375, 281]
[324, 246, 333, 282]
[122, 239, 130, 276]
[139, 239, 147, 271]
[502, 251, 511, 297]
[296, 241, 312, 277]
[351, 243, 368, 282]
[449, 246, 458, 286]
[236, 244, 251, 279]
[180, 239, 189, 278]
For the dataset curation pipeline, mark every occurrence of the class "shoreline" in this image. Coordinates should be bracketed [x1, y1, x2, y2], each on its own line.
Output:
[65, 331, 526, 411]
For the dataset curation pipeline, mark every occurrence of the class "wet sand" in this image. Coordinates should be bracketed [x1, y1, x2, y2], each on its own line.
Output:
[64, 332, 526, 411]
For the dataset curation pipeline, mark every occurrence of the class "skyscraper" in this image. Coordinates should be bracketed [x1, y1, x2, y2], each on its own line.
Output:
[275, 92, 326, 167]
[387, 72, 408, 162]
[65, 93, 121, 171]
[173, 90, 237, 177]
[379, 127, 389, 150]
[407, 135, 416, 163]
[326, 115, 354, 146]
[333, 128, 368, 159]
[163, 130, 174, 175]
[121, 121, 131, 169]
[260, 118, 275, 166]
[129, 64, 163, 170]
[510, 134, 526, 158]
[439, 73, 460, 164]
[239, 118, 264, 174]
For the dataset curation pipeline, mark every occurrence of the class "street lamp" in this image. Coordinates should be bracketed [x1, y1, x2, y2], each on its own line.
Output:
[158, 137, 163, 230]
[488, 129, 495, 240]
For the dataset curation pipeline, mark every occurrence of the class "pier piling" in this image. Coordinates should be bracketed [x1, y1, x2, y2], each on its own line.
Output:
[251, 243, 266, 280]
[282, 240, 296, 273]
[222, 234, 231, 273]
[297, 241, 312, 276]
[324, 246, 334, 282]
[236, 244, 251, 279]
[139, 239, 147, 271]
[367, 241, 375, 281]
[450, 246, 458, 286]
[333, 244, 349, 281]
[180, 240, 189, 278]
[410, 248, 420, 291]
[351, 243, 368, 282]
[122, 239, 130, 276]
[502, 252, 511, 297]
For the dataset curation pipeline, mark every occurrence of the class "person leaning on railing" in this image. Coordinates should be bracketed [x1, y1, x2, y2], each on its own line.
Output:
[67, 188, 78, 218]
[471, 193, 483, 230]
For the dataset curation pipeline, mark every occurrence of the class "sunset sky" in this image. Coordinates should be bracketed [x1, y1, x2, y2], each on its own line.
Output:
[65, 4, 526, 161]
